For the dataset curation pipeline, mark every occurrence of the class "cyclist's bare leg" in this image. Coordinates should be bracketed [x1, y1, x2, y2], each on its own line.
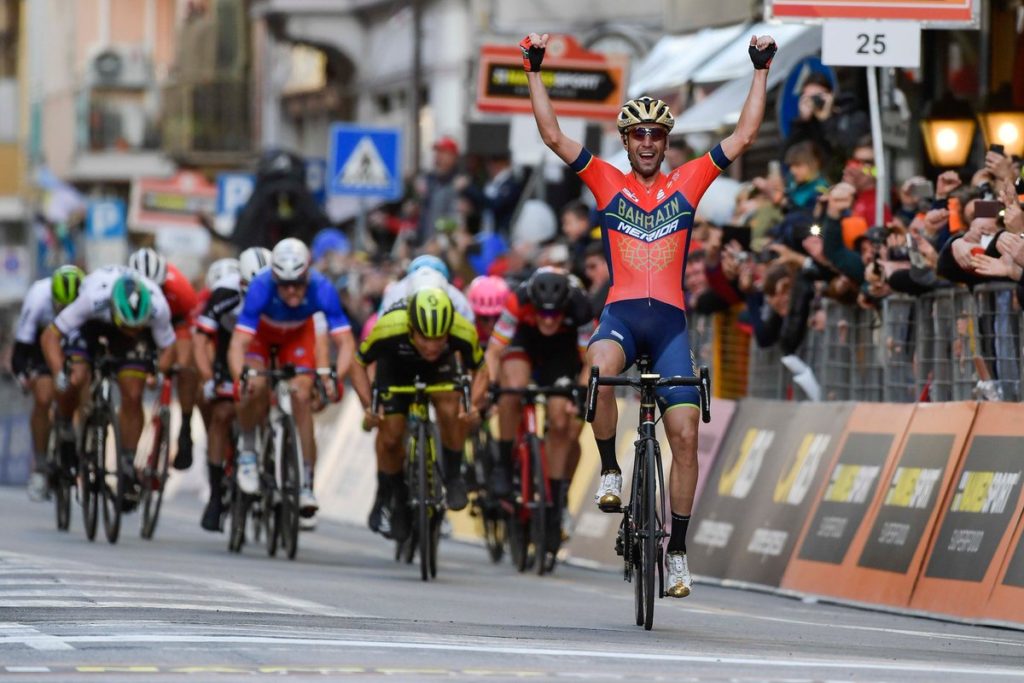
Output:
[117, 373, 146, 454]
[237, 358, 268, 434]
[663, 406, 699, 515]
[174, 337, 198, 418]
[433, 392, 466, 452]
[376, 414, 407, 475]
[207, 401, 235, 467]
[497, 358, 529, 440]
[55, 361, 89, 422]
[289, 374, 316, 472]
[29, 377, 55, 468]
[586, 339, 625, 462]
[544, 396, 579, 480]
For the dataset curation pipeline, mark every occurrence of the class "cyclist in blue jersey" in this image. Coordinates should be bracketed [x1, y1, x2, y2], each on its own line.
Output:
[228, 238, 355, 526]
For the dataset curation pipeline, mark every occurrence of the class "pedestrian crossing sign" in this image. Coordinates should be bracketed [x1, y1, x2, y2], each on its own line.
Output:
[327, 124, 403, 200]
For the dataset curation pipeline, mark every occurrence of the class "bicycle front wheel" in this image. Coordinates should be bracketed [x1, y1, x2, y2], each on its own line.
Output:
[99, 412, 125, 545]
[279, 418, 302, 560]
[639, 440, 658, 631]
[413, 426, 432, 582]
[140, 408, 171, 540]
[528, 434, 548, 576]
[228, 481, 248, 553]
[79, 419, 99, 541]
[50, 431, 71, 532]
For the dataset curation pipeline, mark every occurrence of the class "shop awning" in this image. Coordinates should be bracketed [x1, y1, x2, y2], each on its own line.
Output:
[674, 24, 822, 135]
[627, 23, 748, 98]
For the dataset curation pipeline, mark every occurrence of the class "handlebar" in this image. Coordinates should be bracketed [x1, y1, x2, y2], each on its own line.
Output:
[585, 365, 712, 424]
[370, 376, 471, 416]
[240, 364, 338, 404]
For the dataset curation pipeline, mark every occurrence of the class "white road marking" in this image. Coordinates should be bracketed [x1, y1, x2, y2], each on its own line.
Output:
[4, 667, 52, 673]
[15, 631, 1021, 677]
[0, 624, 73, 651]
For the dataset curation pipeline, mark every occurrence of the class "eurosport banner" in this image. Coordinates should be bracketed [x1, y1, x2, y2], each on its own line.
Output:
[781, 404, 914, 597]
[689, 400, 835, 583]
[722, 402, 851, 586]
[986, 502, 1024, 624]
[911, 403, 1024, 619]
[847, 403, 976, 607]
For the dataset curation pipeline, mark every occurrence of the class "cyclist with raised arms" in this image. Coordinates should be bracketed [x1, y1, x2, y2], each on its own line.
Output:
[351, 288, 488, 542]
[228, 238, 355, 527]
[41, 266, 177, 505]
[523, 31, 776, 597]
[484, 267, 594, 560]
[128, 248, 201, 471]
[12, 266, 85, 500]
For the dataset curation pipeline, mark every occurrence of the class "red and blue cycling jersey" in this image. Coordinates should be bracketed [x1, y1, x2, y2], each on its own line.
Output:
[235, 269, 351, 337]
[570, 144, 731, 311]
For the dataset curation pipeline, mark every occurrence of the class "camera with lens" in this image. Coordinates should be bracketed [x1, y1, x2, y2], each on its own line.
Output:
[810, 94, 826, 111]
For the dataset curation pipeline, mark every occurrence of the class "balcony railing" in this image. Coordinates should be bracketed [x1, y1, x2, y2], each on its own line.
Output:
[161, 79, 251, 157]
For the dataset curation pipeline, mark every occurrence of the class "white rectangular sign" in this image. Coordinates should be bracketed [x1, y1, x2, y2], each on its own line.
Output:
[822, 20, 921, 68]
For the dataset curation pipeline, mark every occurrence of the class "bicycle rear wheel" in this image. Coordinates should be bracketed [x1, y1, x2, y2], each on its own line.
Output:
[228, 481, 248, 553]
[79, 419, 99, 541]
[483, 512, 506, 564]
[414, 427, 432, 582]
[98, 412, 125, 545]
[528, 434, 548, 576]
[50, 431, 71, 532]
[279, 418, 302, 560]
[140, 408, 170, 540]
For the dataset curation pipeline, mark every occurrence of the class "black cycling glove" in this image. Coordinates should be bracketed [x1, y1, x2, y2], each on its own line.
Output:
[749, 42, 777, 70]
[520, 36, 545, 72]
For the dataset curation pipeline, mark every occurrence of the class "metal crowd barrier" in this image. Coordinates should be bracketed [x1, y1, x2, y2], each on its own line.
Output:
[742, 282, 1023, 403]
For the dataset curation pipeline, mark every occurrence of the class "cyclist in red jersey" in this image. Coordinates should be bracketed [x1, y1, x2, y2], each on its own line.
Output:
[524, 31, 776, 598]
[128, 248, 202, 471]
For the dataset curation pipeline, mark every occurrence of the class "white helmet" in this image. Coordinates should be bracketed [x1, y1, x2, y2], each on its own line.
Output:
[271, 238, 311, 282]
[206, 258, 240, 289]
[407, 267, 447, 294]
[239, 247, 272, 287]
[128, 247, 167, 286]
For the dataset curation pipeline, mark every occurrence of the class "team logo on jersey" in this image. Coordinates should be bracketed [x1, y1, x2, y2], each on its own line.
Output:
[656, 189, 665, 201]
[610, 196, 690, 243]
[621, 188, 639, 203]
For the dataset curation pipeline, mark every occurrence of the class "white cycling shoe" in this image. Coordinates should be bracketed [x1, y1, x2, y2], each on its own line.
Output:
[666, 552, 692, 598]
[299, 487, 319, 517]
[236, 452, 260, 495]
[594, 470, 623, 511]
[27, 472, 48, 502]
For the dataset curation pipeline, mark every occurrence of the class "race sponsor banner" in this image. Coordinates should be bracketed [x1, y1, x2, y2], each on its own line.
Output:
[911, 403, 1024, 618]
[693, 399, 737, 509]
[986, 500, 1024, 624]
[846, 403, 977, 606]
[689, 400, 814, 581]
[768, 0, 978, 25]
[781, 404, 914, 597]
[723, 402, 852, 586]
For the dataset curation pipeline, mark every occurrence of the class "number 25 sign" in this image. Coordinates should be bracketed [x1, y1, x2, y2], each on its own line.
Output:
[821, 20, 921, 69]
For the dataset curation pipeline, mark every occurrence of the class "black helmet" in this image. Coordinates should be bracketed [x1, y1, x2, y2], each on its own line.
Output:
[527, 267, 571, 312]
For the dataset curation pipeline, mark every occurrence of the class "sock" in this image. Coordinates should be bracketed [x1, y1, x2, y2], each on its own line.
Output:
[33, 451, 47, 472]
[596, 436, 619, 473]
[180, 411, 193, 437]
[207, 463, 224, 498]
[442, 448, 463, 482]
[497, 440, 513, 470]
[303, 462, 314, 489]
[240, 429, 256, 453]
[549, 478, 566, 516]
[668, 513, 690, 553]
[376, 471, 393, 503]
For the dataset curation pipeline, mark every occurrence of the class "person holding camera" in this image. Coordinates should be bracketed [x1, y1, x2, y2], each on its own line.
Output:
[784, 73, 869, 177]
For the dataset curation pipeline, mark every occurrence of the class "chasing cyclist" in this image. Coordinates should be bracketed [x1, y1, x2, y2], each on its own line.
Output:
[194, 248, 269, 531]
[41, 266, 177, 506]
[378, 255, 474, 321]
[351, 287, 488, 542]
[12, 266, 86, 500]
[466, 275, 510, 346]
[228, 238, 355, 528]
[484, 267, 593, 560]
[128, 248, 201, 471]
[523, 30, 776, 597]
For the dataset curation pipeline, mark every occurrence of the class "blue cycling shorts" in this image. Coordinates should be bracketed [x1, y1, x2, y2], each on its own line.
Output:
[588, 298, 698, 410]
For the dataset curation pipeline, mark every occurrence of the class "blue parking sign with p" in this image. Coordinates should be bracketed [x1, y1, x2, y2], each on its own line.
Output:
[86, 199, 126, 239]
[217, 173, 256, 217]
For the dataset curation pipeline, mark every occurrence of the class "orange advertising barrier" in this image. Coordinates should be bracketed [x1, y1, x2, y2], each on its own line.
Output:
[781, 403, 915, 598]
[910, 403, 1024, 619]
[844, 403, 977, 607]
[986, 506, 1024, 623]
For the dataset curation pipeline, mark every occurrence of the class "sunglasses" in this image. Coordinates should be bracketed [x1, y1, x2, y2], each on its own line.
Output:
[537, 309, 563, 319]
[276, 279, 308, 291]
[629, 126, 668, 143]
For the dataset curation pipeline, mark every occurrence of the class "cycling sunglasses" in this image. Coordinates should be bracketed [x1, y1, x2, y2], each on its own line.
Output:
[629, 126, 668, 143]
[276, 279, 308, 290]
[537, 309, 564, 319]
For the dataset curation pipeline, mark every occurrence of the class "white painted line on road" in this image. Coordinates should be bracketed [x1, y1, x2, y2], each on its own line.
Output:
[34, 632, 1024, 677]
[5, 667, 52, 673]
[162, 573, 362, 618]
[0, 623, 73, 651]
[0, 589, 253, 603]
[0, 601, 308, 613]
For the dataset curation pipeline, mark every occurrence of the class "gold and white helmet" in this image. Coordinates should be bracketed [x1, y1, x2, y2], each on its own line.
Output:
[616, 96, 675, 134]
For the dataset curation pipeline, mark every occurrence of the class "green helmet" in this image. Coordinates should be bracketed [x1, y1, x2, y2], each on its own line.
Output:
[408, 286, 454, 339]
[111, 274, 153, 329]
[51, 265, 86, 307]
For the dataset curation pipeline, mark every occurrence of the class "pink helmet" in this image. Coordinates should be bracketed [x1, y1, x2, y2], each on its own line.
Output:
[467, 275, 510, 316]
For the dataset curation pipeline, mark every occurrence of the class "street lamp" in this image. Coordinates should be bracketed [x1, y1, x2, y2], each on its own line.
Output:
[920, 95, 976, 168]
[977, 87, 1024, 157]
